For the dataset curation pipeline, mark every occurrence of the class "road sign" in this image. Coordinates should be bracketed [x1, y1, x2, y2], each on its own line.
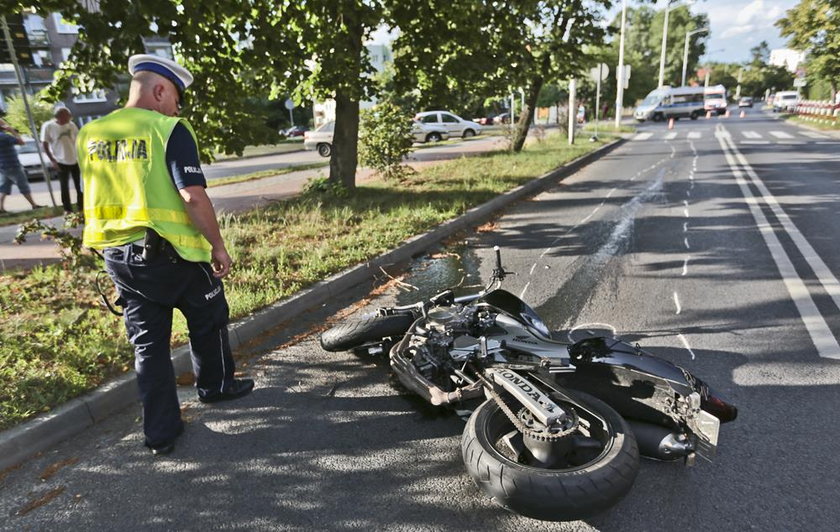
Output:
[589, 64, 609, 82]
[284, 98, 295, 110]
[615, 64, 631, 90]
[793, 78, 807, 88]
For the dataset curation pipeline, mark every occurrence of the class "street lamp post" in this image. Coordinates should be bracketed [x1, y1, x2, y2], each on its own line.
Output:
[658, 4, 671, 88]
[615, 0, 627, 128]
[681, 26, 709, 87]
[658, 0, 694, 88]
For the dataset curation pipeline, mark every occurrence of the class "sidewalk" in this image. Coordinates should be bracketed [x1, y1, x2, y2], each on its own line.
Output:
[0, 135, 509, 271]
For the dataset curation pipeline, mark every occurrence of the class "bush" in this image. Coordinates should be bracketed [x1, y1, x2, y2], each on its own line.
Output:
[4, 93, 55, 137]
[358, 101, 414, 181]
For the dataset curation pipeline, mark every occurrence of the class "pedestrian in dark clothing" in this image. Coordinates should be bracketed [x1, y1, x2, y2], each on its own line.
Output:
[0, 119, 42, 213]
[77, 54, 254, 456]
[41, 106, 82, 213]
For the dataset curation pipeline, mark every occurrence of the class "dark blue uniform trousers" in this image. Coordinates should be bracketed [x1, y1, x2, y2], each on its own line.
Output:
[104, 242, 236, 447]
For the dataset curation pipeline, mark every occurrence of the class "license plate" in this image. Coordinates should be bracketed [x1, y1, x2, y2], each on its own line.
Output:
[693, 410, 720, 461]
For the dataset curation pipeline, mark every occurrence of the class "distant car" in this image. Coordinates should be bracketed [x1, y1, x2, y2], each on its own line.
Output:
[283, 125, 308, 137]
[303, 120, 451, 158]
[415, 111, 481, 138]
[16, 137, 49, 181]
[303, 121, 335, 157]
[493, 112, 511, 124]
[738, 96, 754, 108]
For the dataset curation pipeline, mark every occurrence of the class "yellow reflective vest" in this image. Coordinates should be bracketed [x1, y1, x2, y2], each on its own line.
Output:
[77, 107, 211, 263]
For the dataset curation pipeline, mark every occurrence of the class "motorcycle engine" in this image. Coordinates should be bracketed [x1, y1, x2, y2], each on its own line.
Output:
[404, 306, 477, 388]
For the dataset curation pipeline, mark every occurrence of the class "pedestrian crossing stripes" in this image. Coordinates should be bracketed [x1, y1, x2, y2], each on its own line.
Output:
[769, 131, 794, 139]
[801, 131, 829, 139]
[630, 129, 837, 143]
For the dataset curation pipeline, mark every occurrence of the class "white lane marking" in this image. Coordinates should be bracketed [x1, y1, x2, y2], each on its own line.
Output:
[726, 129, 840, 311]
[682, 257, 690, 276]
[717, 124, 840, 360]
[776, 141, 806, 145]
[800, 131, 828, 139]
[770, 130, 794, 139]
[665, 132, 678, 140]
[687, 131, 702, 139]
[741, 140, 771, 145]
[677, 333, 696, 360]
[742, 130, 762, 139]
[521, 149, 672, 300]
[816, 141, 837, 145]
[684, 237, 690, 249]
[683, 222, 688, 232]
[634, 132, 653, 141]
[673, 292, 682, 314]
[519, 281, 531, 299]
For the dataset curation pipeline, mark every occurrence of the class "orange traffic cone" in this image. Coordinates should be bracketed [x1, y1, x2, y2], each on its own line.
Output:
[706, 111, 712, 119]
[739, 110, 746, 118]
[668, 117, 675, 130]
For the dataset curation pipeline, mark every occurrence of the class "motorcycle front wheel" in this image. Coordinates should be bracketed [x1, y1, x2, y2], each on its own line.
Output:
[462, 390, 639, 521]
[319, 313, 415, 352]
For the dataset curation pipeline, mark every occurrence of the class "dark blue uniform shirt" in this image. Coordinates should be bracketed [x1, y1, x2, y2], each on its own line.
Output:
[0, 132, 22, 170]
[165, 123, 206, 189]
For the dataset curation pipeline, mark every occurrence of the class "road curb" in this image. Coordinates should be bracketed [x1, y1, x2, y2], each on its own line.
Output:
[0, 136, 625, 472]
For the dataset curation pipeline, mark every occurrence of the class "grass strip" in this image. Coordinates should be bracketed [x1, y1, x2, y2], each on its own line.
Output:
[0, 132, 614, 430]
[786, 115, 840, 131]
[0, 206, 65, 227]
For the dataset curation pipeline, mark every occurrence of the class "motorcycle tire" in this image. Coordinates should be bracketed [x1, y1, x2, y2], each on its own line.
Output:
[462, 390, 639, 521]
[319, 313, 415, 352]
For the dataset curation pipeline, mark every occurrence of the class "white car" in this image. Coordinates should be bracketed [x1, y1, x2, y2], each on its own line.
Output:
[16, 137, 49, 181]
[411, 120, 449, 143]
[304, 120, 450, 158]
[414, 110, 481, 138]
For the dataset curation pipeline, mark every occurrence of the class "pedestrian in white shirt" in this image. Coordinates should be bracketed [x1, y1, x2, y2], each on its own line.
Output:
[41, 106, 82, 213]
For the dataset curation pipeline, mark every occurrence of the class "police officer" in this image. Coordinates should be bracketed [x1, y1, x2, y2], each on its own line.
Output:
[78, 55, 254, 455]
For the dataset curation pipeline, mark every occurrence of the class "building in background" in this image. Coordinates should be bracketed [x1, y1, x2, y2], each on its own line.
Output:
[769, 48, 806, 74]
[1, 12, 174, 126]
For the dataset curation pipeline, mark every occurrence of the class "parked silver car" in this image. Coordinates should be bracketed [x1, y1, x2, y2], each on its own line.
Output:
[304, 120, 450, 158]
[414, 110, 482, 138]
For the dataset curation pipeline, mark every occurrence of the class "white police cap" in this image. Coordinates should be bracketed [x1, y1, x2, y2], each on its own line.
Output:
[128, 54, 194, 95]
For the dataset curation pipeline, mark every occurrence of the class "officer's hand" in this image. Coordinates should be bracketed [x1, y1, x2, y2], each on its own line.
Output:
[211, 246, 232, 278]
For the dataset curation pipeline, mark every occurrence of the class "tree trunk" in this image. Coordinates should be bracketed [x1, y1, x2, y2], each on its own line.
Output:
[511, 75, 544, 153]
[330, 91, 360, 190]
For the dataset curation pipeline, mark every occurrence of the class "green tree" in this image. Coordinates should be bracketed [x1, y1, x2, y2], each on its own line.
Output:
[358, 101, 413, 181]
[777, 0, 840, 99]
[3, 94, 53, 135]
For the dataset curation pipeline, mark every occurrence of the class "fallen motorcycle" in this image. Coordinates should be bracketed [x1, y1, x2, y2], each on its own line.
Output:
[320, 247, 737, 521]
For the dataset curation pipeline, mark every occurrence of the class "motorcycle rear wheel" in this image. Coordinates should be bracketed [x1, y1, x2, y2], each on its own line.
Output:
[319, 314, 415, 352]
[462, 391, 639, 521]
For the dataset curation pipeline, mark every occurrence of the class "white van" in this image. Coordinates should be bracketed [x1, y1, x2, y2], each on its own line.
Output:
[704, 85, 728, 115]
[773, 91, 800, 112]
[634, 86, 706, 122]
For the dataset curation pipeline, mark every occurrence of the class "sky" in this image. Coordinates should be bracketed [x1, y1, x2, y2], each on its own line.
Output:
[368, 0, 801, 65]
[649, 0, 799, 64]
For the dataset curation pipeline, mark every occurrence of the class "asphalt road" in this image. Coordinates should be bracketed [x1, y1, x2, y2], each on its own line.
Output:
[3, 111, 840, 530]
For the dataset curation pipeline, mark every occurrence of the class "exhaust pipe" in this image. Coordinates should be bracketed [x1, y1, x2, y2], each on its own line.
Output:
[627, 421, 694, 461]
